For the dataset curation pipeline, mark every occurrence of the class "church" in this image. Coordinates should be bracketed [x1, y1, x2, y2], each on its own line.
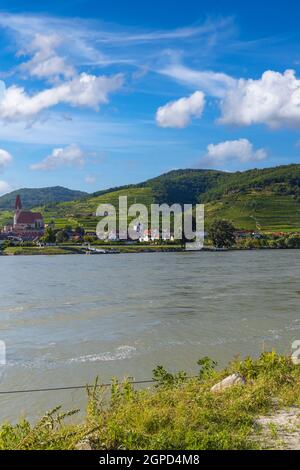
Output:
[13, 195, 44, 231]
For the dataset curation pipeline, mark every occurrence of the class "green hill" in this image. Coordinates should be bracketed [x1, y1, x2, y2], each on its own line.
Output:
[38, 165, 300, 232]
[203, 164, 300, 231]
[1, 165, 300, 232]
[37, 169, 225, 230]
[205, 193, 300, 231]
[145, 169, 227, 205]
[36, 186, 155, 231]
[0, 186, 88, 211]
[202, 164, 300, 202]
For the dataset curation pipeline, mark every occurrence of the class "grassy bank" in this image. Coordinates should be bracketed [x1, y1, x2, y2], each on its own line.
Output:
[2, 243, 300, 256]
[1, 244, 184, 256]
[1, 352, 300, 450]
[2, 246, 83, 256]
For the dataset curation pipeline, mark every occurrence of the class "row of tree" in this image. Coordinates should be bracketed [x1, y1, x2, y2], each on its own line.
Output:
[40, 219, 300, 249]
[41, 226, 85, 244]
[208, 219, 300, 249]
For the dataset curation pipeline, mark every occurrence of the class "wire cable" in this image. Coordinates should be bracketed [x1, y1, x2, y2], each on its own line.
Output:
[0, 376, 198, 395]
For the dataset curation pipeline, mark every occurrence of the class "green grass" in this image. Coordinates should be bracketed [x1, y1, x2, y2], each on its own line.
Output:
[0, 352, 300, 450]
[2, 244, 183, 256]
[3, 246, 82, 256]
[0, 210, 13, 227]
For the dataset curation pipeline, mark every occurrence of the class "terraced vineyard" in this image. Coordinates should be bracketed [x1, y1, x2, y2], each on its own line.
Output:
[1, 164, 300, 232]
[205, 192, 300, 231]
[38, 187, 155, 230]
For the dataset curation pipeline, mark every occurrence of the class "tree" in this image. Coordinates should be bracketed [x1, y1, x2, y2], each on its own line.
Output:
[276, 237, 287, 249]
[56, 230, 69, 244]
[43, 227, 56, 244]
[1, 240, 13, 250]
[75, 226, 85, 236]
[286, 235, 300, 248]
[268, 239, 279, 249]
[208, 219, 236, 248]
[84, 235, 97, 244]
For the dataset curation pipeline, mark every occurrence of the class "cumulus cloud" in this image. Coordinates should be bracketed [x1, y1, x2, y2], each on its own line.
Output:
[0, 180, 12, 195]
[0, 149, 13, 171]
[156, 91, 205, 128]
[202, 139, 267, 166]
[220, 69, 300, 128]
[30, 144, 86, 171]
[20, 33, 75, 80]
[159, 65, 300, 130]
[0, 72, 123, 122]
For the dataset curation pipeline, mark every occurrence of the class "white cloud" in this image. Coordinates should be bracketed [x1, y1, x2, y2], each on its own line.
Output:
[85, 175, 96, 184]
[30, 144, 86, 171]
[219, 69, 300, 128]
[0, 12, 233, 59]
[0, 14, 114, 68]
[159, 64, 236, 98]
[0, 73, 123, 122]
[0, 149, 13, 171]
[156, 91, 205, 128]
[0, 180, 12, 195]
[20, 33, 75, 80]
[202, 139, 267, 166]
[160, 66, 300, 130]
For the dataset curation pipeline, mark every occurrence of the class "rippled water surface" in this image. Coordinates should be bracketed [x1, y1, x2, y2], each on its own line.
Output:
[0, 251, 299, 422]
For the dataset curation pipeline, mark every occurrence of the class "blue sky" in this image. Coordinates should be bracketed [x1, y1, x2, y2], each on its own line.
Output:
[0, 0, 300, 194]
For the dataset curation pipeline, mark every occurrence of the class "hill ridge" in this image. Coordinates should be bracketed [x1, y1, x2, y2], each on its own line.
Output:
[0, 186, 88, 211]
[1, 164, 299, 232]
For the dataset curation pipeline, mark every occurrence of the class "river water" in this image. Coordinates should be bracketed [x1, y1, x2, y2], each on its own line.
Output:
[0, 251, 299, 422]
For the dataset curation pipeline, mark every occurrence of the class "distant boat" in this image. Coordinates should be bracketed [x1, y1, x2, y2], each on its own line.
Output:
[93, 248, 107, 254]
[85, 247, 120, 255]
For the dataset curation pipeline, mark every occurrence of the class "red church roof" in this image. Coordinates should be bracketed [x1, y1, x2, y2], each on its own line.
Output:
[15, 211, 43, 224]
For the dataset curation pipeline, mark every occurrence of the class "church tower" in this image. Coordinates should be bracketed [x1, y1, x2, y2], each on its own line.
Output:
[14, 195, 22, 228]
[15, 195, 22, 212]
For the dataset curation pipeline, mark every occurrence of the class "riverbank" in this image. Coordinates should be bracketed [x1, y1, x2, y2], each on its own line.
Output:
[1, 352, 300, 450]
[0, 244, 185, 256]
[1, 244, 300, 255]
